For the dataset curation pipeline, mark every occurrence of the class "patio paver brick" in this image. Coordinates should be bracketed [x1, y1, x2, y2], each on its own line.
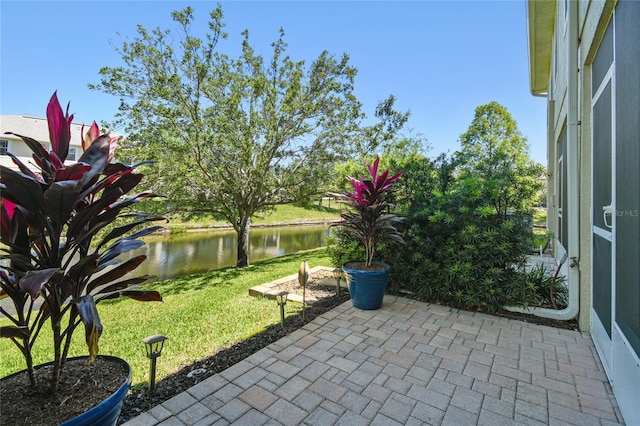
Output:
[304, 406, 340, 426]
[231, 409, 269, 426]
[124, 412, 160, 426]
[215, 398, 251, 423]
[156, 417, 185, 426]
[186, 375, 229, 400]
[264, 399, 307, 426]
[319, 399, 347, 416]
[478, 408, 516, 425]
[161, 393, 197, 414]
[411, 401, 446, 425]
[336, 410, 370, 425]
[148, 405, 172, 422]
[176, 402, 213, 425]
[441, 405, 479, 425]
[274, 375, 311, 400]
[122, 296, 626, 426]
[308, 377, 349, 402]
[212, 383, 244, 403]
[291, 388, 323, 411]
[239, 385, 279, 411]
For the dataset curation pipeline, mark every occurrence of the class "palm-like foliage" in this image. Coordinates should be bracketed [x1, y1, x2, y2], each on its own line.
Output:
[0, 92, 165, 393]
[331, 157, 404, 266]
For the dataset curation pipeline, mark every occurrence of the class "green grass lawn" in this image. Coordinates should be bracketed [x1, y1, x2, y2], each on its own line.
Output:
[532, 208, 549, 250]
[253, 203, 341, 224]
[0, 248, 332, 390]
[532, 207, 547, 227]
[165, 204, 341, 232]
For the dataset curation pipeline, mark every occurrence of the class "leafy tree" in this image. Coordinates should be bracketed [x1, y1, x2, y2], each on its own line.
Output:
[457, 101, 544, 215]
[91, 6, 406, 267]
[333, 134, 427, 206]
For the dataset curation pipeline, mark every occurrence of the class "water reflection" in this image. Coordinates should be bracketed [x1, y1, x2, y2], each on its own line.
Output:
[125, 225, 329, 281]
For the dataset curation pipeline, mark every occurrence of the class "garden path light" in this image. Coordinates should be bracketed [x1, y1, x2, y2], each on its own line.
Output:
[142, 334, 167, 393]
[275, 292, 289, 330]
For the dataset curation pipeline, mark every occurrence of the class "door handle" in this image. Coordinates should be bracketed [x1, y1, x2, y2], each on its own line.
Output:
[603, 204, 613, 229]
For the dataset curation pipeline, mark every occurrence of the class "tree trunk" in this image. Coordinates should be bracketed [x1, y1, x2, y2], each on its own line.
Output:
[51, 315, 62, 394]
[236, 215, 251, 268]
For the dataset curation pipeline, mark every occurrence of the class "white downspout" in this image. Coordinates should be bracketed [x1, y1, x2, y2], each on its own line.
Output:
[506, 0, 580, 321]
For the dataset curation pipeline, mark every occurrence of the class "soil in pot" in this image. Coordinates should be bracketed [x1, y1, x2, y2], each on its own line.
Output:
[0, 356, 129, 426]
[344, 261, 389, 271]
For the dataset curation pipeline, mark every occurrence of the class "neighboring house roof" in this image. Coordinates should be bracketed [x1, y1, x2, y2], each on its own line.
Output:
[527, 0, 556, 96]
[0, 115, 87, 147]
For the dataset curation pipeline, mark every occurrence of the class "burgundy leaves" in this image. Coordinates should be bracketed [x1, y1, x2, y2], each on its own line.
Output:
[46, 91, 74, 167]
[331, 157, 405, 266]
[0, 92, 165, 390]
[345, 157, 403, 209]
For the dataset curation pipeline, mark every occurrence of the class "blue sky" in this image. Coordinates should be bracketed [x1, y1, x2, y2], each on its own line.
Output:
[0, 0, 547, 164]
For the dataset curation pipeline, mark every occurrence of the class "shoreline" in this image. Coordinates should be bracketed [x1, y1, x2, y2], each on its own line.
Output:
[173, 219, 340, 233]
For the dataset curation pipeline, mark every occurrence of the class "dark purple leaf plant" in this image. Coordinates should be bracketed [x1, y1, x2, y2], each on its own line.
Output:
[0, 92, 165, 393]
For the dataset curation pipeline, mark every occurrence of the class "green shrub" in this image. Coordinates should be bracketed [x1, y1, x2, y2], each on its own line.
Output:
[381, 155, 544, 312]
[167, 225, 187, 234]
[326, 230, 366, 268]
[330, 148, 554, 313]
[522, 263, 568, 309]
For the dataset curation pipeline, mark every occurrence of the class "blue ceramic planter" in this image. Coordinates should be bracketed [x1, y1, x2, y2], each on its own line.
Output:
[343, 262, 391, 310]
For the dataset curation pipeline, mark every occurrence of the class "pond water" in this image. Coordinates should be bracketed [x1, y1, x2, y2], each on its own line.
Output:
[124, 225, 330, 281]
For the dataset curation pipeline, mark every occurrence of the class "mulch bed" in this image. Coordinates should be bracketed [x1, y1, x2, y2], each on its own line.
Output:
[394, 290, 579, 331]
[493, 309, 579, 331]
[259, 268, 342, 302]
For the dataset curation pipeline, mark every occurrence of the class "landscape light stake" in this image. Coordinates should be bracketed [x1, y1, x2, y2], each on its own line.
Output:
[332, 268, 342, 298]
[298, 261, 309, 319]
[276, 291, 289, 330]
[142, 334, 167, 393]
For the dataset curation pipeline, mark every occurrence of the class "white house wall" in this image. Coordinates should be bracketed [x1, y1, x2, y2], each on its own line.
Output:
[0, 115, 88, 171]
[547, 0, 580, 326]
[539, 1, 640, 423]
[575, 0, 615, 333]
[545, 0, 618, 332]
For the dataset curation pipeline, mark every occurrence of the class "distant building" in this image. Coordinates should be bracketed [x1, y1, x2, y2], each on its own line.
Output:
[527, 1, 639, 424]
[0, 115, 87, 171]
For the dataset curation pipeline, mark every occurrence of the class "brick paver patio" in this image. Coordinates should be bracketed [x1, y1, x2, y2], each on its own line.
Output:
[122, 296, 625, 425]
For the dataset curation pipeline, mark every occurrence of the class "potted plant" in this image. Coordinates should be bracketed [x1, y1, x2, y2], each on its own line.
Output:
[331, 157, 404, 309]
[0, 92, 165, 426]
